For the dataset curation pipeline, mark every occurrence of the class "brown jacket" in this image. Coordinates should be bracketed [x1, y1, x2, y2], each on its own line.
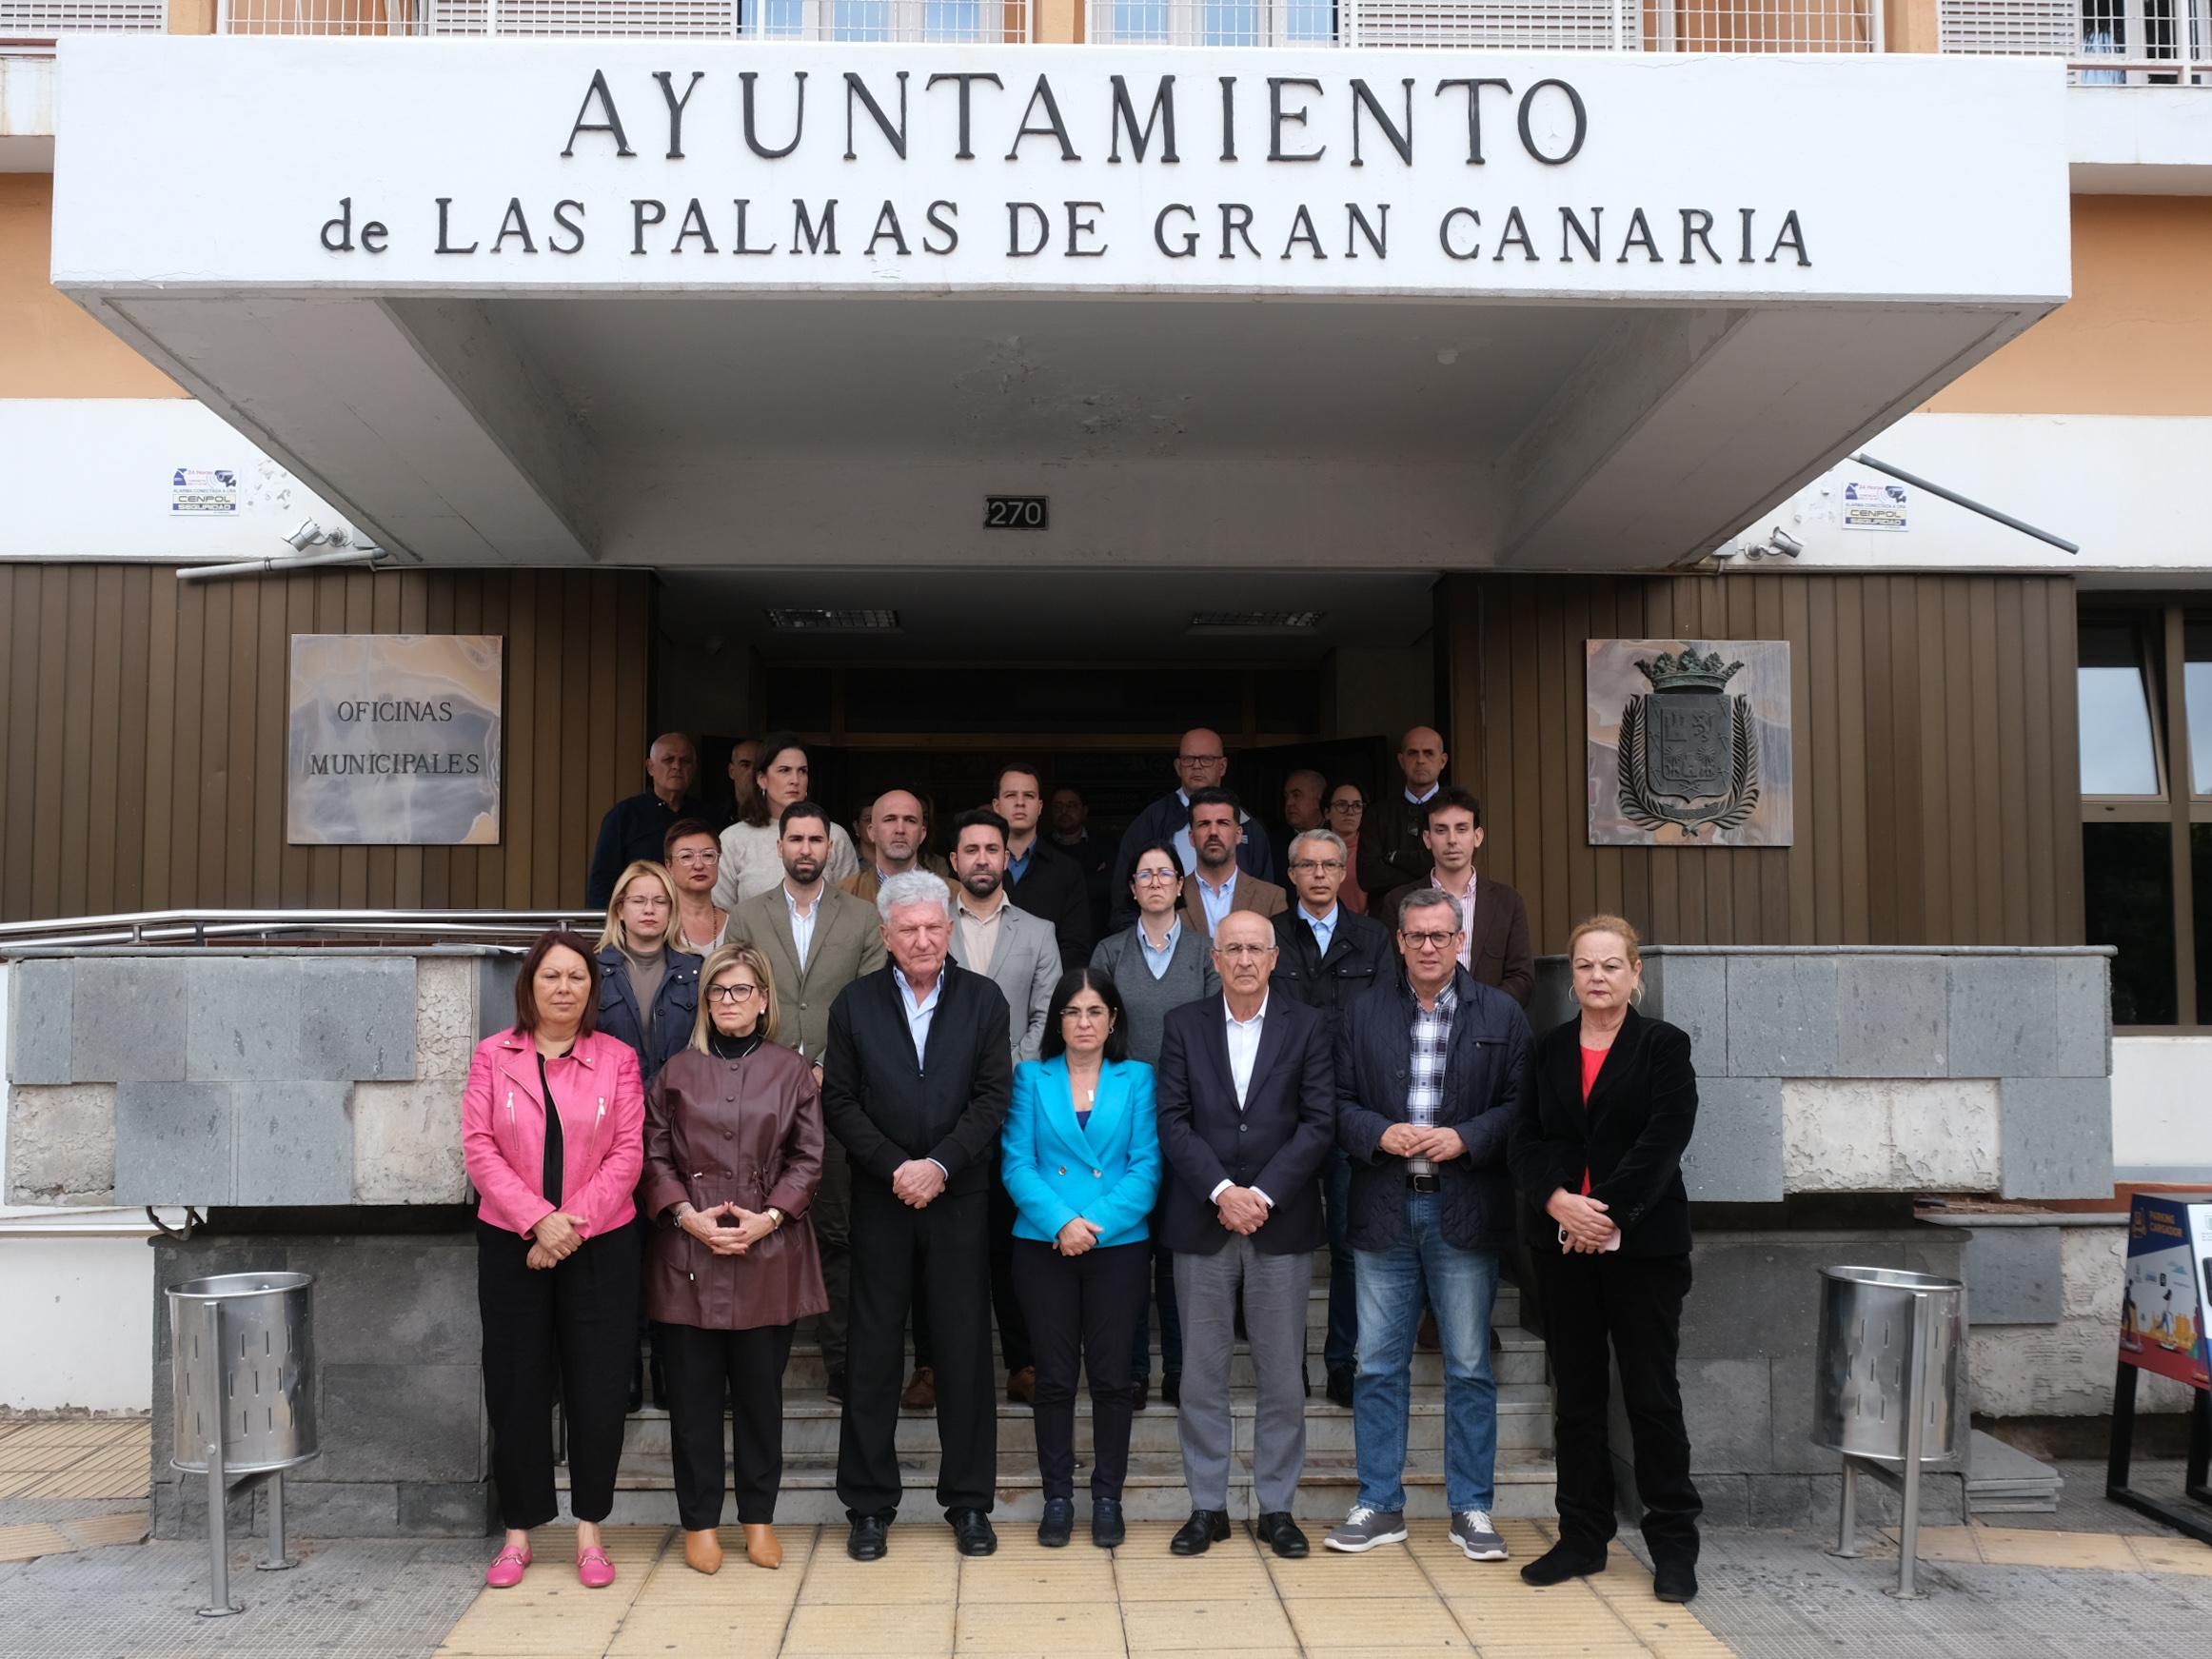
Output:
[837, 853, 953, 905]
[641, 1042, 827, 1331]
[1176, 869, 1289, 939]
[1378, 873, 1535, 1007]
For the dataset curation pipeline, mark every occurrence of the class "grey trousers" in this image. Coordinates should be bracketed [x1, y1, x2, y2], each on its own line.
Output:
[1174, 1236, 1314, 1514]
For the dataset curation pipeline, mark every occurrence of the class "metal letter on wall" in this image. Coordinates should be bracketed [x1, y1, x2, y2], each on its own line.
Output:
[1587, 639, 1792, 847]
[287, 635, 504, 845]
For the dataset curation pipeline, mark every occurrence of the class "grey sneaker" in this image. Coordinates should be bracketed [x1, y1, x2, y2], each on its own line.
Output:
[1452, 1510, 1509, 1561]
[1323, 1505, 1408, 1553]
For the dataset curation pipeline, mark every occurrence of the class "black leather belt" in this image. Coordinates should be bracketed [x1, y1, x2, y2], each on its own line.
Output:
[1406, 1174, 1441, 1194]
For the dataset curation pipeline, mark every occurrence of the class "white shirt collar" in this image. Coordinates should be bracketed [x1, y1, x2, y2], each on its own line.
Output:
[1225, 993, 1269, 1029]
[1406, 783, 1440, 804]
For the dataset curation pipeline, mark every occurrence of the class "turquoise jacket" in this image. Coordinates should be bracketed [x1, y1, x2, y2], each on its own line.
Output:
[1002, 1056, 1162, 1249]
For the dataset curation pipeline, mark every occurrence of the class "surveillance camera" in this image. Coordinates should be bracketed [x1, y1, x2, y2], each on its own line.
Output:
[283, 519, 326, 553]
[1767, 528, 1805, 558]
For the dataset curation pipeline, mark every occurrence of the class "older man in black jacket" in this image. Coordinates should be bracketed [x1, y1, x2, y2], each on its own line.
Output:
[1269, 824, 1392, 1408]
[822, 869, 1014, 1563]
[1324, 887, 1531, 1566]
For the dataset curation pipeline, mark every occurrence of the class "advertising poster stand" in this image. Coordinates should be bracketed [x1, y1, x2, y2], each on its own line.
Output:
[2108, 1193, 2212, 1544]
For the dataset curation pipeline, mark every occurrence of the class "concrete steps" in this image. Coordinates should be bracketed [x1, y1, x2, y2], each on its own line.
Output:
[565, 1261, 1559, 1526]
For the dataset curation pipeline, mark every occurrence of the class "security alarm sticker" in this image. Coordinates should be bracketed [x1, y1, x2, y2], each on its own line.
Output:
[1842, 480, 1907, 531]
[2119, 1193, 2212, 1391]
[171, 467, 239, 514]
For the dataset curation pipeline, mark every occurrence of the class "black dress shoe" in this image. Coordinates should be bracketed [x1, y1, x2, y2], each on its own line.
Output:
[847, 1514, 889, 1561]
[1170, 1510, 1231, 1555]
[1520, 1540, 1607, 1586]
[1325, 1366, 1355, 1409]
[1254, 1511, 1310, 1559]
[627, 1352, 644, 1414]
[648, 1353, 667, 1409]
[1037, 1497, 1075, 1548]
[1161, 1373, 1181, 1407]
[950, 1508, 998, 1556]
[1091, 1497, 1126, 1550]
[1131, 1376, 1150, 1412]
[825, 1368, 846, 1405]
[1652, 1559, 1699, 1603]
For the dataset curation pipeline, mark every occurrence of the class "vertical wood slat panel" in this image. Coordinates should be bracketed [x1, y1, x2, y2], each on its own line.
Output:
[0, 569, 31, 920]
[111, 567, 153, 915]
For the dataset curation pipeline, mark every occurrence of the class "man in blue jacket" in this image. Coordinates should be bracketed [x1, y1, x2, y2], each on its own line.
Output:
[1324, 888, 1532, 1566]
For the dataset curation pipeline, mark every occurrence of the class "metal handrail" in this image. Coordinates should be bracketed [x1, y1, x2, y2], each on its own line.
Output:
[0, 907, 599, 954]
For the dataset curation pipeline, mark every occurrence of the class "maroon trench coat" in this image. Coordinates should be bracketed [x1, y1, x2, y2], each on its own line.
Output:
[640, 1042, 828, 1331]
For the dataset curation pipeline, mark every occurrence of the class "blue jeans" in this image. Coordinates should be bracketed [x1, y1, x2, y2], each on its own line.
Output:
[1353, 1192, 1499, 1514]
[1322, 1146, 1357, 1373]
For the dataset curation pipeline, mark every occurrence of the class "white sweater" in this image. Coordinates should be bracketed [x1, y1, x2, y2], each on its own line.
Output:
[711, 819, 859, 909]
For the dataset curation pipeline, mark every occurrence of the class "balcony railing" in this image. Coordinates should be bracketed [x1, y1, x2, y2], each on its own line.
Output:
[1941, 0, 2209, 78]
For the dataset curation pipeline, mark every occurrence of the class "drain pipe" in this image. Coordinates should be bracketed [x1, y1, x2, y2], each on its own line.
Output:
[177, 545, 391, 583]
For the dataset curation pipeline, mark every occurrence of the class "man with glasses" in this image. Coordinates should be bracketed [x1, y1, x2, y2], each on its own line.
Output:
[1155, 909, 1335, 1560]
[1269, 827, 1392, 1408]
[1109, 728, 1278, 931]
[1325, 888, 1531, 1567]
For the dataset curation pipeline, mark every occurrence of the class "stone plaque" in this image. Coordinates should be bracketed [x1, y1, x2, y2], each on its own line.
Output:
[287, 635, 503, 845]
[1587, 639, 1792, 847]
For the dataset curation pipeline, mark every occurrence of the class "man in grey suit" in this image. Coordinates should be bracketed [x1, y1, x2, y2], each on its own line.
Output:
[944, 806, 1061, 1400]
[724, 798, 886, 1404]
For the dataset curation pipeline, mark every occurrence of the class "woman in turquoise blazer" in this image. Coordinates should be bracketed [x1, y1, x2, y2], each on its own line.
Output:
[1003, 967, 1162, 1551]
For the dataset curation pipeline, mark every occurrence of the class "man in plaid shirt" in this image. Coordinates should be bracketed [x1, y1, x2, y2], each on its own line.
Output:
[1323, 888, 1533, 1563]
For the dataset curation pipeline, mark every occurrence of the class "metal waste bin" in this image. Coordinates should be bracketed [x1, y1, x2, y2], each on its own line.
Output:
[165, 1272, 318, 1615]
[1812, 1265, 1966, 1598]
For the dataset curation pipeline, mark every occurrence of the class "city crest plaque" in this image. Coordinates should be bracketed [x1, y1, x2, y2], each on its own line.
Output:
[1587, 639, 1792, 847]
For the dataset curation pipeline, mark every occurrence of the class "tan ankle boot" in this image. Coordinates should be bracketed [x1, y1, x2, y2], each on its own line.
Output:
[683, 1529, 723, 1574]
[744, 1523, 782, 1570]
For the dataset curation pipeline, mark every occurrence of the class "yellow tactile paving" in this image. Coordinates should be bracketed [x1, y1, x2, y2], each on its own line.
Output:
[58, 1511, 151, 1550]
[0, 1417, 151, 1499]
[1282, 1592, 1474, 1649]
[780, 1599, 958, 1654]
[1115, 1595, 1299, 1651]
[2127, 1534, 2212, 1576]
[0, 1522, 77, 1563]
[433, 1526, 671, 1658]
[954, 1599, 1129, 1655]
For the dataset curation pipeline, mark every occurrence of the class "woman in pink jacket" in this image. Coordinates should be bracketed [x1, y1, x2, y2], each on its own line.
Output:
[463, 929, 646, 1592]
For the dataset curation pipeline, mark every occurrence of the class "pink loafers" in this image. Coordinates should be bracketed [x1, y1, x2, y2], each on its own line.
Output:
[484, 1545, 531, 1588]
[576, 1546, 617, 1589]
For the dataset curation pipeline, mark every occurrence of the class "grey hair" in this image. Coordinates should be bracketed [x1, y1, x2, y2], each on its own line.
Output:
[877, 869, 955, 923]
[1287, 767, 1329, 793]
[1396, 888, 1463, 932]
[1289, 827, 1349, 866]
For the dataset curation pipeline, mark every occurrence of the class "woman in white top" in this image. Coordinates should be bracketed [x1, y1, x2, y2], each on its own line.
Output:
[663, 820, 729, 956]
[711, 731, 859, 908]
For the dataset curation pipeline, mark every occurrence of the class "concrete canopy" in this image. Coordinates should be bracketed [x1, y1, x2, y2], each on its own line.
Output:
[53, 40, 2070, 576]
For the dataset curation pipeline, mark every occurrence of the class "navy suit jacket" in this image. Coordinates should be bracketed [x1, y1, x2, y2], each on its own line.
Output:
[1154, 994, 1336, 1255]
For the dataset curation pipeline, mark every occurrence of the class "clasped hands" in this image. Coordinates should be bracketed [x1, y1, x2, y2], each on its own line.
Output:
[891, 1158, 947, 1209]
[679, 1201, 778, 1256]
[1378, 1122, 1466, 1162]
[1056, 1216, 1102, 1256]
[526, 1210, 587, 1270]
[1215, 1185, 1270, 1235]
[1547, 1188, 1619, 1254]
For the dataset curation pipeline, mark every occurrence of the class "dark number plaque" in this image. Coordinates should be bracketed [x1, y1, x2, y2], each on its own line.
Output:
[984, 496, 1049, 530]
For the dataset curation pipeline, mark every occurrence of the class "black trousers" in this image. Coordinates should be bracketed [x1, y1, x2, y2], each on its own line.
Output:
[1012, 1237, 1149, 1500]
[910, 1159, 1037, 1377]
[476, 1219, 640, 1531]
[1533, 1248, 1702, 1563]
[655, 1320, 797, 1530]
[839, 1181, 997, 1518]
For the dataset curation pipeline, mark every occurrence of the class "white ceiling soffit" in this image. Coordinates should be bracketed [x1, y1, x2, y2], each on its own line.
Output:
[52, 40, 2071, 572]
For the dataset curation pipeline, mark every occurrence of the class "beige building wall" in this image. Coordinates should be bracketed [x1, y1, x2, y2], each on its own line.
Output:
[0, 175, 180, 399]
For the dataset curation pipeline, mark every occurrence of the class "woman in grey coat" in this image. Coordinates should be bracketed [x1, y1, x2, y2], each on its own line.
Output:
[1090, 839, 1220, 1407]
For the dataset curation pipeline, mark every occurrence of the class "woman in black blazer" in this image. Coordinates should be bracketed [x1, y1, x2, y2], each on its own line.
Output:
[1507, 916, 1701, 1604]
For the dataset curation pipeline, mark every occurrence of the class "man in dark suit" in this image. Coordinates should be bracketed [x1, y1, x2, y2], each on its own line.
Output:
[1270, 826, 1392, 1409]
[994, 763, 1093, 969]
[1380, 787, 1535, 1008]
[1155, 909, 1336, 1561]
[822, 870, 1014, 1563]
[1048, 785, 1115, 946]
[1109, 728, 1278, 931]
[584, 733, 715, 908]
[1356, 726, 1449, 902]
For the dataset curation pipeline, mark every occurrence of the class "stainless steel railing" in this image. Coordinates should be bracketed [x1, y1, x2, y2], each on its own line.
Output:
[0, 907, 597, 954]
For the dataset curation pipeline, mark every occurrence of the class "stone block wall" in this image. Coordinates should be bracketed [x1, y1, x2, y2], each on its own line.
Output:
[6, 950, 518, 1207]
[1531, 947, 2113, 1203]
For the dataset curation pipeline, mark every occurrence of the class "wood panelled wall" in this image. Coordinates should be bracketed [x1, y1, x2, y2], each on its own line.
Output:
[1439, 573, 2083, 953]
[0, 564, 654, 920]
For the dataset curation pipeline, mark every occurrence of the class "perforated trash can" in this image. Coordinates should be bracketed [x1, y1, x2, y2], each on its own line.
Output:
[167, 1271, 318, 1476]
[1812, 1264, 1965, 1468]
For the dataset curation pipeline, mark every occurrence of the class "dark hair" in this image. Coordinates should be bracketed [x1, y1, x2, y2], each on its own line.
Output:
[1039, 968, 1131, 1064]
[742, 728, 808, 828]
[1129, 837, 1184, 886]
[996, 761, 1044, 796]
[662, 817, 719, 864]
[953, 806, 1011, 848]
[514, 930, 602, 1036]
[1420, 786, 1483, 831]
[1186, 786, 1242, 827]
[779, 798, 831, 837]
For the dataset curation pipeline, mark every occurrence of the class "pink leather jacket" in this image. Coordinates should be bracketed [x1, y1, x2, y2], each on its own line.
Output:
[462, 1027, 645, 1239]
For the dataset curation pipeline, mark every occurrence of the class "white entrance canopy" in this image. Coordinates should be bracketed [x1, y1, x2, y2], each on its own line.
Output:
[52, 38, 2068, 571]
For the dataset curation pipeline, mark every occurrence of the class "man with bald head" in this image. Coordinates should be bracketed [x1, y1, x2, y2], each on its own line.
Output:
[585, 731, 718, 907]
[1155, 908, 1336, 1560]
[1110, 728, 1278, 932]
[840, 788, 953, 905]
[1357, 726, 1450, 903]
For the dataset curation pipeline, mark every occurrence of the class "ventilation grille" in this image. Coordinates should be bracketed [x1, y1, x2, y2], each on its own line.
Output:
[765, 608, 901, 632]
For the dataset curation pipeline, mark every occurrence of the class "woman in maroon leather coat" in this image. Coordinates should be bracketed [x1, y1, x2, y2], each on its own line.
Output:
[641, 938, 826, 1576]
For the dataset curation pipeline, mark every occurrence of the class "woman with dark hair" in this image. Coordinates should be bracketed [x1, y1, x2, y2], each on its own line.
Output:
[1089, 837, 1218, 1409]
[711, 731, 859, 906]
[1001, 967, 1162, 1549]
[461, 929, 646, 1592]
[641, 939, 825, 1576]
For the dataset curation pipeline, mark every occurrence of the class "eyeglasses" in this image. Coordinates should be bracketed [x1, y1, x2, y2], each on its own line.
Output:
[1330, 800, 1367, 813]
[671, 848, 719, 865]
[1134, 870, 1181, 885]
[705, 983, 761, 1002]
[1400, 931, 1462, 950]
[1288, 859, 1344, 874]
[1176, 754, 1227, 766]
[1213, 943, 1277, 959]
[622, 893, 671, 909]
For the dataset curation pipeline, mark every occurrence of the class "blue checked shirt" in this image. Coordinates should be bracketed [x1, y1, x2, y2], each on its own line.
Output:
[1405, 982, 1457, 1177]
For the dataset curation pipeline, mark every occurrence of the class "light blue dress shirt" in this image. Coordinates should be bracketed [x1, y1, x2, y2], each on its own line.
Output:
[1302, 902, 1339, 957]
[1137, 915, 1183, 980]
[1195, 868, 1239, 933]
[892, 964, 939, 1066]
